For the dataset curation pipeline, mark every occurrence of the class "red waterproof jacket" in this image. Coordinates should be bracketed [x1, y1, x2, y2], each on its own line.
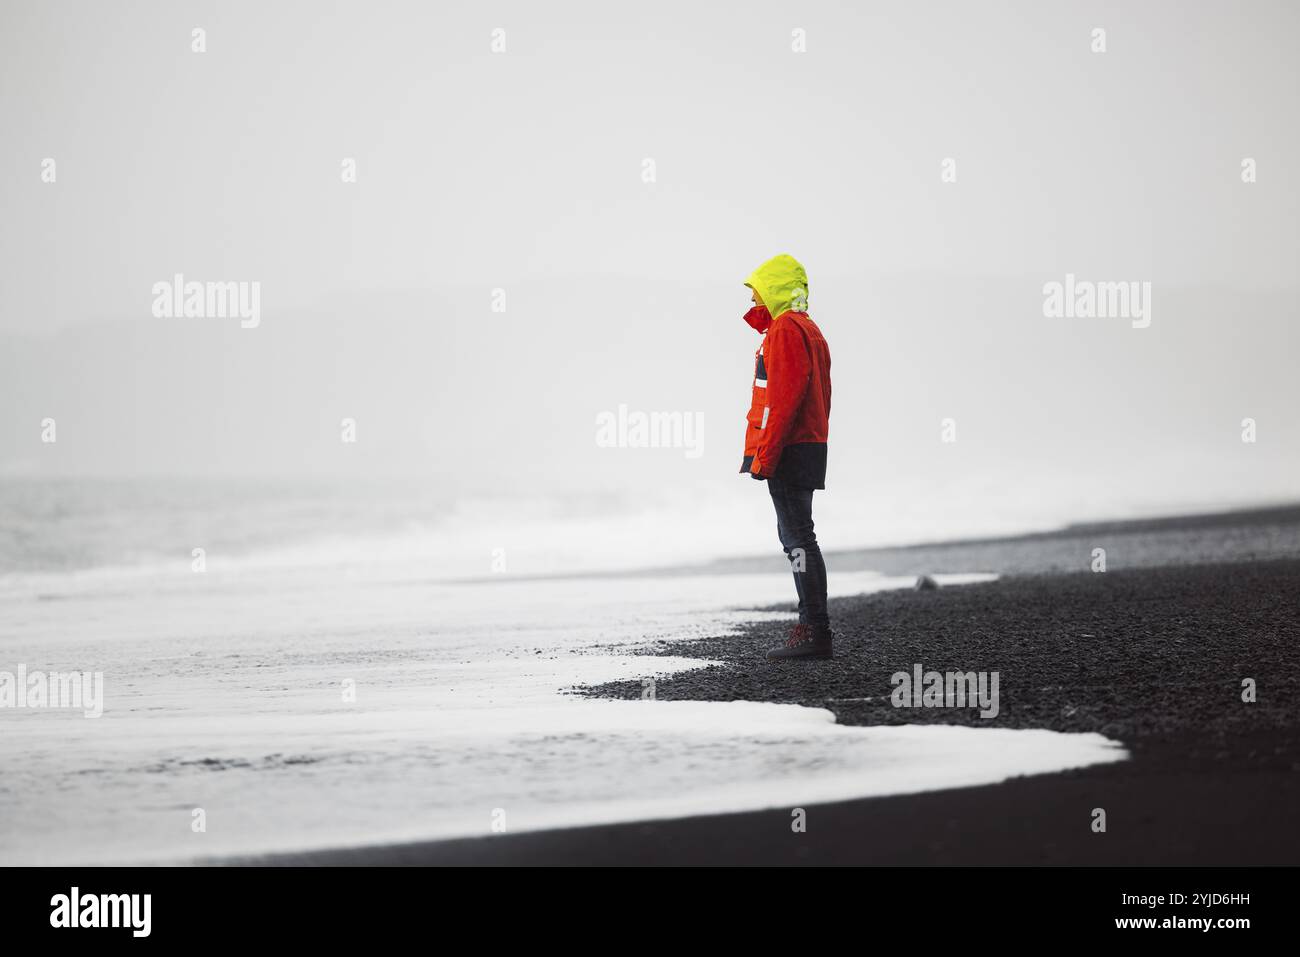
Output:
[739, 298, 832, 488]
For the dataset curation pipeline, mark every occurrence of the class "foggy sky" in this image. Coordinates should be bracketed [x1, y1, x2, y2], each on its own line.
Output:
[2, 1, 1297, 530]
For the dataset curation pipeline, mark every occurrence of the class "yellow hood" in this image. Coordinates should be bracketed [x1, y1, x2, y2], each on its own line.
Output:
[745, 254, 809, 319]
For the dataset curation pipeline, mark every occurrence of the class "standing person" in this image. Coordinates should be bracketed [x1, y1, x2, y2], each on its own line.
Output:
[739, 254, 834, 660]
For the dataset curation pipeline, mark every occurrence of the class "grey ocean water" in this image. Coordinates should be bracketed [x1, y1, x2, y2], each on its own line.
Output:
[0, 477, 1136, 864]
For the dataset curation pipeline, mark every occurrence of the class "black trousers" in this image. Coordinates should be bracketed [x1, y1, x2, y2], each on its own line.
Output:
[767, 476, 830, 631]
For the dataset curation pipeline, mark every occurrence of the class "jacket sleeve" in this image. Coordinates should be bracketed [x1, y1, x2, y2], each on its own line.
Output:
[752, 320, 811, 476]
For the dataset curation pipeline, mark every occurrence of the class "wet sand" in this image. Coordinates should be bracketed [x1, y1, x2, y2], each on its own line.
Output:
[245, 557, 1300, 865]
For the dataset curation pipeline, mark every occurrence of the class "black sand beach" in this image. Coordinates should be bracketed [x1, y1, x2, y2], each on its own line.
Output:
[246, 551, 1300, 866]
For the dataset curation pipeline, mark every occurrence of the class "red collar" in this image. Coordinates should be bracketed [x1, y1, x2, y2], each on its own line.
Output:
[743, 305, 772, 333]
